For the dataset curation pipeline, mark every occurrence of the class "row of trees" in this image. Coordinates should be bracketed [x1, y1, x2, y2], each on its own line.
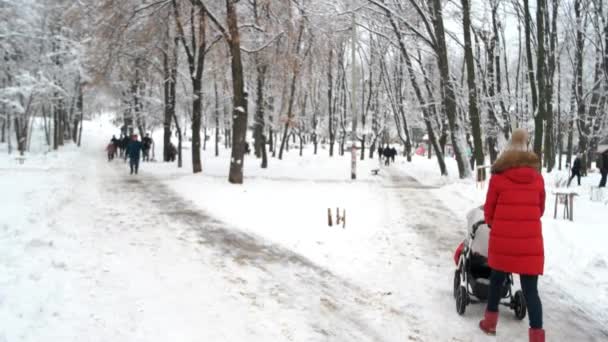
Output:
[0, 0, 86, 155]
[3, 0, 608, 182]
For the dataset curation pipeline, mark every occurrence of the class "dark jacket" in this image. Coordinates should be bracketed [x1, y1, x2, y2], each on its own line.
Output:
[142, 136, 153, 150]
[600, 151, 608, 172]
[485, 150, 545, 275]
[572, 157, 582, 172]
[126, 141, 143, 160]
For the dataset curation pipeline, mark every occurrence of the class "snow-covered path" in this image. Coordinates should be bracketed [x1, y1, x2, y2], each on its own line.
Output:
[2, 126, 607, 341]
[0, 130, 413, 341]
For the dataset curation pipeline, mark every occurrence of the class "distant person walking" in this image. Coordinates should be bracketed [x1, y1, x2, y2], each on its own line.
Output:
[106, 143, 116, 161]
[142, 133, 153, 162]
[390, 147, 397, 163]
[567, 154, 582, 187]
[119, 135, 130, 158]
[599, 149, 608, 188]
[125, 134, 143, 175]
[383, 146, 391, 166]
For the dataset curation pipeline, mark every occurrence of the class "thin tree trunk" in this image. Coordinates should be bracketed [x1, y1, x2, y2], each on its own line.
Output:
[279, 19, 305, 160]
[462, 0, 485, 178]
[53, 104, 58, 150]
[328, 48, 335, 157]
[42, 105, 50, 146]
[76, 81, 84, 147]
[431, 0, 470, 178]
[225, 0, 248, 184]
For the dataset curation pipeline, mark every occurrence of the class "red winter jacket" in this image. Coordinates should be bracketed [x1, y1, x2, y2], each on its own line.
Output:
[484, 151, 545, 275]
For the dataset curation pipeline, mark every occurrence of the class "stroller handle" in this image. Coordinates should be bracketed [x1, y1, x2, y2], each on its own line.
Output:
[471, 220, 487, 237]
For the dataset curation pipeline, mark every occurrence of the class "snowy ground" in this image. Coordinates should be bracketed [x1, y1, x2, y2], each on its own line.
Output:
[1, 117, 607, 341]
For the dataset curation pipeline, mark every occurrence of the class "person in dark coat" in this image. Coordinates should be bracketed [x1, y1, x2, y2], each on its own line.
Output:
[378, 146, 384, 161]
[168, 142, 177, 162]
[568, 154, 582, 187]
[597, 149, 608, 187]
[479, 128, 546, 342]
[109, 135, 119, 159]
[383, 146, 391, 166]
[120, 135, 130, 157]
[125, 134, 143, 175]
[244, 142, 251, 155]
[390, 147, 397, 163]
[142, 133, 153, 162]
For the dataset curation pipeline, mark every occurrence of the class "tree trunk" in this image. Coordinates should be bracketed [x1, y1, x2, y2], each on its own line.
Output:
[462, 0, 485, 178]
[42, 105, 50, 146]
[431, 0, 470, 178]
[192, 78, 203, 173]
[214, 77, 220, 157]
[53, 104, 59, 150]
[328, 48, 335, 157]
[254, 63, 268, 159]
[492, 1, 511, 140]
[534, 0, 547, 164]
[523, 0, 539, 117]
[163, 37, 173, 162]
[573, 0, 586, 173]
[173, 111, 183, 168]
[226, 0, 248, 184]
[7, 113, 12, 154]
[1, 118, 5, 144]
[279, 20, 305, 160]
[75, 81, 84, 147]
[544, 0, 559, 172]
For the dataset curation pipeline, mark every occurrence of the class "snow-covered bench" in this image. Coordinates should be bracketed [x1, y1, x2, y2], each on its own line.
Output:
[371, 168, 380, 176]
[15, 156, 26, 165]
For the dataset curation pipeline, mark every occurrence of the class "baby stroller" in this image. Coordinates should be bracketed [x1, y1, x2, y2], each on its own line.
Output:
[452, 206, 527, 320]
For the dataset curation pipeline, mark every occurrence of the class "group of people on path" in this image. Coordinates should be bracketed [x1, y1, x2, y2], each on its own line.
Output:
[106, 133, 160, 175]
[378, 146, 397, 166]
[567, 149, 608, 187]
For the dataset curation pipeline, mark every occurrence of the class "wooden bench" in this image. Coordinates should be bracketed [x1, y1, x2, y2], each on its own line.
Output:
[553, 190, 578, 221]
[15, 156, 26, 165]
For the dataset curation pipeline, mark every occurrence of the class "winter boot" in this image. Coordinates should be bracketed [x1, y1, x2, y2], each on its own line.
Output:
[529, 329, 545, 342]
[479, 311, 499, 336]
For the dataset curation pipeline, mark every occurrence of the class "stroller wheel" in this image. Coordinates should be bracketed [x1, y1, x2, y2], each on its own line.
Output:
[453, 270, 460, 299]
[512, 290, 527, 320]
[456, 286, 468, 315]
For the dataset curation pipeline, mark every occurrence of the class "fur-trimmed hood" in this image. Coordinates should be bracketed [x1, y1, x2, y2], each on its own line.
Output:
[491, 150, 540, 174]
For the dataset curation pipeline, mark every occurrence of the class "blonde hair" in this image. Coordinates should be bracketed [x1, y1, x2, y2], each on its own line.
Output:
[505, 128, 529, 152]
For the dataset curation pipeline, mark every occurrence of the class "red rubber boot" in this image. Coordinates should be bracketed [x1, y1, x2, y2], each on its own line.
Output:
[529, 328, 545, 342]
[479, 311, 499, 336]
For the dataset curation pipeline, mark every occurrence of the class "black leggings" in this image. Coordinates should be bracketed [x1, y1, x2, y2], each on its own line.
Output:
[568, 170, 581, 186]
[487, 270, 543, 329]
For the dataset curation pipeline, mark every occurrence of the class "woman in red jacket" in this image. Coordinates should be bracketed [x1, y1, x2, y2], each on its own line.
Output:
[479, 129, 546, 342]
